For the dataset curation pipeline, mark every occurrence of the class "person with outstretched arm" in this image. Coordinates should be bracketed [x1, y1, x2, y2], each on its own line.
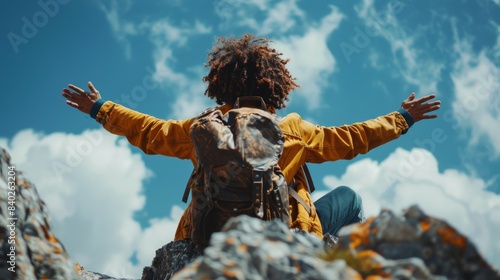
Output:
[62, 34, 441, 241]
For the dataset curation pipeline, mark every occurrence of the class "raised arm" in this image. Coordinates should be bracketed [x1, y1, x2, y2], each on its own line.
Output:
[400, 92, 440, 122]
[62, 82, 101, 114]
[302, 93, 441, 162]
[61, 82, 195, 160]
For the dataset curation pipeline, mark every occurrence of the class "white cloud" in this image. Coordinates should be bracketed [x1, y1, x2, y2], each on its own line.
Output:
[314, 148, 500, 270]
[98, 0, 137, 59]
[98, 1, 214, 119]
[142, 19, 213, 119]
[215, 0, 307, 34]
[0, 129, 183, 278]
[354, 0, 444, 95]
[450, 29, 500, 158]
[214, 0, 269, 30]
[260, 0, 305, 35]
[274, 6, 343, 109]
[492, 20, 500, 59]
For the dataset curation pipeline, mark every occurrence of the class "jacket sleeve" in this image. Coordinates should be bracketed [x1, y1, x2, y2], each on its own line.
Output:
[301, 111, 410, 163]
[93, 101, 195, 160]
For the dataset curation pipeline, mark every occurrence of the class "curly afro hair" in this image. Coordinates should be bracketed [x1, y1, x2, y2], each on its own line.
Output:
[203, 34, 299, 109]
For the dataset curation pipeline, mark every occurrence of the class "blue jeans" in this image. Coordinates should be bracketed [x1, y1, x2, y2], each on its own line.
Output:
[314, 186, 364, 236]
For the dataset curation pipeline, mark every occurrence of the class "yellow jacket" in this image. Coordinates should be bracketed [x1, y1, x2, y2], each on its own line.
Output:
[94, 101, 410, 239]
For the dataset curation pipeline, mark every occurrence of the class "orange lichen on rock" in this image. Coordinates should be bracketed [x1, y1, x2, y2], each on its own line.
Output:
[237, 244, 248, 253]
[225, 236, 235, 245]
[47, 233, 58, 244]
[436, 225, 467, 249]
[357, 250, 381, 260]
[366, 276, 387, 280]
[22, 179, 30, 188]
[74, 263, 84, 275]
[223, 268, 238, 278]
[53, 245, 62, 254]
[321, 247, 387, 278]
[419, 219, 433, 233]
[223, 262, 244, 279]
[349, 217, 375, 250]
[356, 250, 391, 278]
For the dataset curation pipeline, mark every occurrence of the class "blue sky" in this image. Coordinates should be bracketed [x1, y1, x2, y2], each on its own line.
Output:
[1, 0, 500, 277]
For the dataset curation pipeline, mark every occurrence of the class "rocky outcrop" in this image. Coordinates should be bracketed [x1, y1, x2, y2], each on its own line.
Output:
[79, 270, 136, 280]
[333, 206, 499, 279]
[0, 148, 81, 280]
[1, 148, 499, 279]
[167, 217, 360, 280]
[143, 210, 500, 279]
[141, 240, 205, 280]
[140, 224, 347, 280]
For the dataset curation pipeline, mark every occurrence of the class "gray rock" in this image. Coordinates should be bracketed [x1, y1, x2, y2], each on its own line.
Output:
[141, 240, 204, 280]
[81, 270, 137, 280]
[336, 206, 500, 279]
[146, 207, 499, 279]
[0, 148, 82, 280]
[169, 216, 360, 280]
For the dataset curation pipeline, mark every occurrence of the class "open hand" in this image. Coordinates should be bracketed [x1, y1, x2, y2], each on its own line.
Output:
[401, 92, 441, 122]
[62, 81, 101, 114]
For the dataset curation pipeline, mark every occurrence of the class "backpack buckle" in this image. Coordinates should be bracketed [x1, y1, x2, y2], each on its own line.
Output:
[252, 171, 264, 218]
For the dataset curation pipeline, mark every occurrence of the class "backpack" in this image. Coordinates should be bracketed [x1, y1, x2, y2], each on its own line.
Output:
[183, 96, 290, 245]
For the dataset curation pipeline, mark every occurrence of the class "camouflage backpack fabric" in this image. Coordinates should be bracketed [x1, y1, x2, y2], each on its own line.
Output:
[183, 97, 290, 245]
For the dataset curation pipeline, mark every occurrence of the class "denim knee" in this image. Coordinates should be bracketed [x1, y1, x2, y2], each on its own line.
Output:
[336, 186, 363, 218]
[314, 185, 364, 236]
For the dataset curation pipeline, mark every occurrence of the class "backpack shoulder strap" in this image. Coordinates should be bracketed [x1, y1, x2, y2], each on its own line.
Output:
[182, 185, 190, 203]
[288, 164, 316, 215]
[182, 168, 198, 203]
[301, 164, 315, 193]
[288, 184, 311, 214]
